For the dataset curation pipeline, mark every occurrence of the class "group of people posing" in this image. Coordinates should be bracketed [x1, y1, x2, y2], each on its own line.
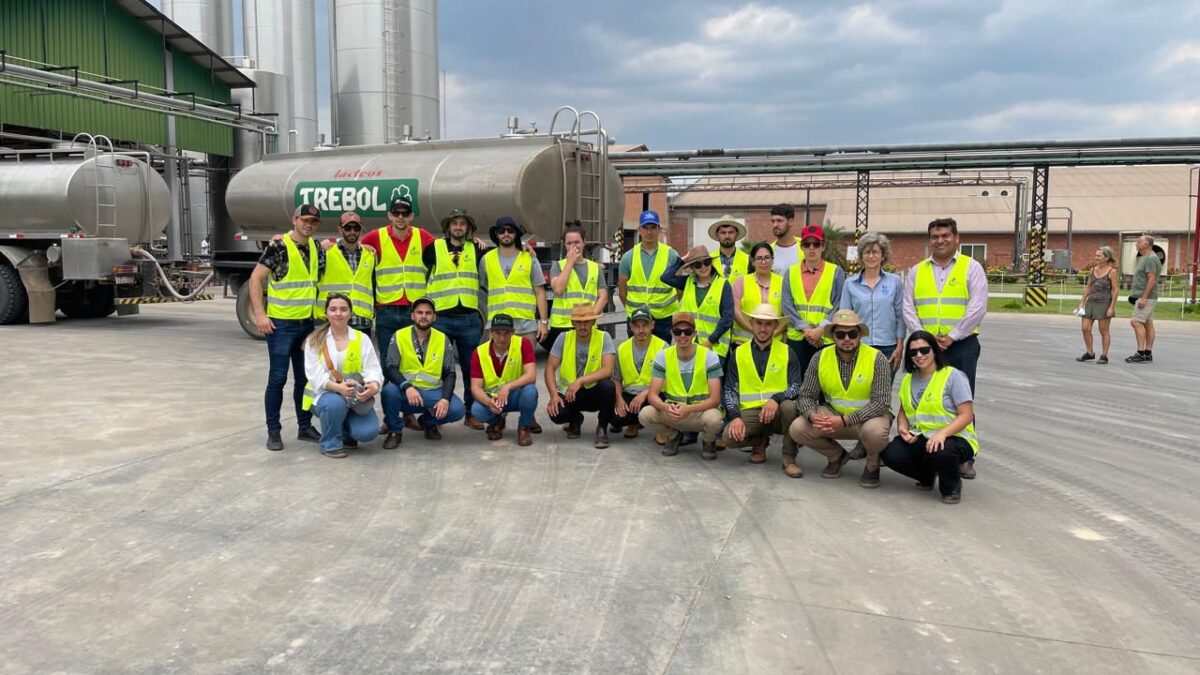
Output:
[249, 199, 985, 503]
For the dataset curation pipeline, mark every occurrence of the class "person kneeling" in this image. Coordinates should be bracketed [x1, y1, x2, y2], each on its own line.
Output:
[302, 293, 383, 458]
[380, 298, 466, 447]
[638, 313, 724, 459]
[468, 313, 540, 446]
[881, 330, 978, 504]
[612, 309, 667, 442]
[545, 306, 618, 448]
[788, 310, 892, 486]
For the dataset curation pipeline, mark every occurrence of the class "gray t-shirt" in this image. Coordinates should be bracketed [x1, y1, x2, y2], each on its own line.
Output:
[1131, 253, 1162, 300]
[480, 249, 547, 333]
[614, 342, 653, 393]
[549, 260, 594, 284]
[551, 331, 616, 378]
[652, 349, 723, 383]
[908, 368, 973, 415]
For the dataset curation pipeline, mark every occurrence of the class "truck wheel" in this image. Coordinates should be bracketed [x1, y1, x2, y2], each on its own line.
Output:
[61, 285, 116, 319]
[0, 264, 30, 325]
[236, 281, 266, 340]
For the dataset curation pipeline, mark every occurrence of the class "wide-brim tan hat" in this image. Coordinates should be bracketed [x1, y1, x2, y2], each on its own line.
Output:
[568, 305, 602, 322]
[745, 303, 782, 322]
[676, 244, 713, 276]
[823, 309, 870, 339]
[708, 215, 747, 241]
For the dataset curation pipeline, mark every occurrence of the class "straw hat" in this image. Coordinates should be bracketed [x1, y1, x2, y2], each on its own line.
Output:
[676, 244, 713, 276]
[745, 303, 782, 322]
[708, 214, 747, 241]
[568, 305, 602, 322]
[823, 309, 870, 339]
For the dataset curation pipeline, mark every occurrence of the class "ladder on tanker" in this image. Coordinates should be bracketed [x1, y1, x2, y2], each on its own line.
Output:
[382, 3, 402, 142]
[73, 133, 119, 238]
[549, 107, 609, 243]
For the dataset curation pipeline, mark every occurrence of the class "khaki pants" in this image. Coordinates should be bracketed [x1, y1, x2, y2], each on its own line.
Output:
[725, 400, 800, 458]
[788, 406, 892, 471]
[638, 407, 724, 443]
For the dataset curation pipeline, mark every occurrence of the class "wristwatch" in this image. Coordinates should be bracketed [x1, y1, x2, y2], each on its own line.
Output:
[538, 319, 548, 325]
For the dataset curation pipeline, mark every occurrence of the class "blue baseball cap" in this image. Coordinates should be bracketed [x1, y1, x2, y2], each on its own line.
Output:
[639, 210, 661, 227]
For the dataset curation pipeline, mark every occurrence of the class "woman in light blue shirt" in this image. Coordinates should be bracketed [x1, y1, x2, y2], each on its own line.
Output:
[841, 232, 905, 375]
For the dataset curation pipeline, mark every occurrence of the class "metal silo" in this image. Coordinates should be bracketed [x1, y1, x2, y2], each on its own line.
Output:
[330, 0, 440, 146]
[243, 0, 319, 152]
[158, 0, 234, 56]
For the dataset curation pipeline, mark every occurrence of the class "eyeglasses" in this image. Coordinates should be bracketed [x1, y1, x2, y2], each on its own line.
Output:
[691, 259, 713, 269]
[907, 346, 933, 357]
[672, 328, 695, 337]
[753, 255, 774, 263]
[341, 224, 362, 232]
[832, 329, 859, 340]
[801, 241, 823, 249]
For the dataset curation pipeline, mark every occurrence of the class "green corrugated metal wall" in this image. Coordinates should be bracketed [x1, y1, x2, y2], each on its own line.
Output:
[0, 0, 234, 156]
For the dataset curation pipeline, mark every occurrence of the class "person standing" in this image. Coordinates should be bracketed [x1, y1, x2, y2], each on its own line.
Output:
[661, 245, 734, 364]
[1075, 246, 1118, 364]
[619, 210, 680, 342]
[480, 216, 550, 345]
[902, 217, 987, 479]
[1125, 235, 1161, 363]
[723, 304, 804, 477]
[782, 224, 845, 378]
[468, 314, 540, 446]
[611, 309, 667, 441]
[709, 215, 749, 283]
[380, 298, 467, 447]
[545, 306, 617, 448]
[315, 212, 376, 333]
[840, 232, 904, 375]
[423, 207, 488, 429]
[638, 313, 724, 459]
[359, 197, 435, 363]
[546, 225, 608, 352]
[731, 242, 786, 345]
[769, 204, 801, 276]
[248, 204, 326, 451]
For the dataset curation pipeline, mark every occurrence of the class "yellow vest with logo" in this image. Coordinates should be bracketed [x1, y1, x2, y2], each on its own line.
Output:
[913, 257, 977, 336]
[734, 272, 783, 344]
[550, 259, 600, 328]
[482, 249, 538, 321]
[266, 234, 319, 320]
[476, 336, 526, 396]
[556, 328, 605, 393]
[900, 366, 979, 454]
[426, 239, 479, 312]
[301, 329, 365, 410]
[680, 276, 730, 357]
[316, 244, 375, 321]
[712, 248, 749, 283]
[395, 326, 448, 390]
[626, 245, 679, 319]
[786, 263, 837, 343]
[734, 339, 790, 410]
[818, 344, 879, 415]
[662, 345, 712, 404]
[374, 226, 427, 304]
[616, 335, 666, 392]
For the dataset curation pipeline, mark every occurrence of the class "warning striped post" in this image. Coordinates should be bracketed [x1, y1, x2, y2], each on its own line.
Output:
[1024, 285, 1048, 307]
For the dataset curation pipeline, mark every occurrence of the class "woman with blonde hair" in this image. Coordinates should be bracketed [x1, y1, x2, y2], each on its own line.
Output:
[1075, 246, 1118, 364]
[303, 293, 383, 457]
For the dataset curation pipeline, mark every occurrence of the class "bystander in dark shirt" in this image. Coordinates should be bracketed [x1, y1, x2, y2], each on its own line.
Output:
[722, 341, 803, 420]
[796, 348, 891, 426]
[385, 329, 458, 400]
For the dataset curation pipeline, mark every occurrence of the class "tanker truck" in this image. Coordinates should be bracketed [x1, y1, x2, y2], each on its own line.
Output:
[218, 131, 624, 339]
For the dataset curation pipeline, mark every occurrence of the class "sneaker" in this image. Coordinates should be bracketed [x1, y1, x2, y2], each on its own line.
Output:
[266, 432, 284, 451]
[322, 448, 348, 459]
[941, 488, 962, 504]
[1143, 353, 1153, 362]
[424, 425, 442, 441]
[701, 442, 717, 460]
[609, 424, 625, 434]
[297, 427, 321, 443]
[821, 450, 850, 479]
[565, 420, 582, 440]
[662, 433, 681, 456]
[1124, 353, 1146, 363]
[859, 466, 881, 489]
[343, 438, 359, 449]
[915, 480, 935, 491]
[1097, 355, 1109, 365]
[959, 460, 976, 480]
[848, 441, 867, 460]
[1075, 352, 1095, 362]
[382, 432, 402, 449]
[594, 426, 610, 449]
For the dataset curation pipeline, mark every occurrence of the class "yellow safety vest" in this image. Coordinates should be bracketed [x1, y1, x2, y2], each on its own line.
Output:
[301, 329, 365, 410]
[734, 272, 784, 344]
[426, 239, 479, 312]
[734, 339, 790, 410]
[899, 366, 979, 454]
[266, 234, 319, 320]
[712, 248, 749, 283]
[680, 276, 730, 357]
[550, 259, 600, 328]
[818, 344, 879, 415]
[482, 249, 538, 321]
[316, 244, 375, 321]
[556, 328, 605, 393]
[395, 326, 448, 391]
[626, 245, 679, 319]
[616, 335, 666, 392]
[374, 226, 427, 304]
[786, 263, 837, 343]
[476, 336, 526, 396]
[913, 256, 978, 336]
[662, 345, 712, 404]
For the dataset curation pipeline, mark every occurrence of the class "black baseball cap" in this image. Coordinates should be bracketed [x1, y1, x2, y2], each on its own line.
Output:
[491, 314, 515, 332]
[410, 297, 435, 313]
[389, 197, 413, 214]
[293, 204, 320, 219]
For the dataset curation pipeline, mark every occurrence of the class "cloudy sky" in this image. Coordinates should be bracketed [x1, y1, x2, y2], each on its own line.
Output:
[224, 0, 1200, 150]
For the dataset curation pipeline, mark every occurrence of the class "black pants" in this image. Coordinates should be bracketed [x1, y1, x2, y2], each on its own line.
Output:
[941, 334, 980, 394]
[549, 379, 616, 428]
[788, 339, 825, 385]
[612, 390, 644, 428]
[881, 434, 975, 496]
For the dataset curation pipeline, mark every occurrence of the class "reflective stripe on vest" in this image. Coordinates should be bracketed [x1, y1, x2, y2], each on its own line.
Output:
[663, 345, 712, 404]
[316, 245, 375, 321]
[734, 272, 784, 344]
[476, 336, 526, 396]
[912, 257, 977, 336]
[818, 343, 879, 415]
[899, 367, 979, 454]
[626, 245, 679, 319]
[375, 226, 427, 303]
[483, 249, 537, 321]
[396, 326, 447, 390]
[680, 275, 730, 357]
[550, 259, 600, 328]
[267, 234, 319, 320]
[712, 249, 749, 283]
[427, 239, 479, 311]
[556, 328, 604, 393]
[785, 263, 837, 342]
[302, 329, 365, 410]
[734, 339, 790, 410]
[617, 335, 666, 393]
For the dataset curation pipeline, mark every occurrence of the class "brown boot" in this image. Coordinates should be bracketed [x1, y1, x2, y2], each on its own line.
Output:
[624, 423, 640, 439]
[464, 414, 486, 430]
[701, 441, 718, 460]
[654, 432, 670, 446]
[782, 458, 804, 478]
[486, 423, 503, 441]
[382, 432, 402, 449]
[517, 426, 533, 446]
[404, 414, 424, 431]
[528, 421, 543, 434]
[594, 426, 610, 449]
[565, 420, 582, 439]
[424, 424, 442, 441]
[748, 438, 767, 464]
[959, 460, 977, 480]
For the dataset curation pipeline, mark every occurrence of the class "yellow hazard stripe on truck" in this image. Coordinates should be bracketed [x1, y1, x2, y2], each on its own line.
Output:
[115, 295, 214, 305]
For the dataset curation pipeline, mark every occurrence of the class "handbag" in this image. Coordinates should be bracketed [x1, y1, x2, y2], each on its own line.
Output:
[321, 342, 376, 415]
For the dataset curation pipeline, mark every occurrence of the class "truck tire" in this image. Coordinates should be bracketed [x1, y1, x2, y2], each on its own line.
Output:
[60, 285, 116, 319]
[236, 281, 266, 340]
[0, 264, 30, 325]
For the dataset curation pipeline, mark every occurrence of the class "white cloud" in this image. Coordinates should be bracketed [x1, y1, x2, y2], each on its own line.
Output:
[1156, 42, 1200, 71]
[837, 4, 921, 44]
[958, 99, 1200, 136]
[624, 41, 736, 81]
[703, 4, 802, 41]
[981, 0, 1052, 37]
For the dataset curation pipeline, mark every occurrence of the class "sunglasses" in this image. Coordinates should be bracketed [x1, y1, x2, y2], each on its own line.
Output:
[690, 259, 713, 269]
[802, 241, 823, 249]
[390, 211, 413, 217]
[833, 329, 859, 340]
[907, 346, 933, 357]
[672, 328, 695, 337]
[341, 223, 362, 231]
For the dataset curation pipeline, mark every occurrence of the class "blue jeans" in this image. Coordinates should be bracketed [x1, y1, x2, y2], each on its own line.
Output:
[312, 392, 380, 452]
[264, 318, 314, 434]
[469, 383, 539, 428]
[375, 304, 413, 362]
[381, 382, 466, 430]
[432, 311, 484, 411]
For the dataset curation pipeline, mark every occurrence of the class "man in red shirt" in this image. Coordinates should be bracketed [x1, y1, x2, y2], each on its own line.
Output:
[360, 197, 436, 359]
[468, 314, 540, 446]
